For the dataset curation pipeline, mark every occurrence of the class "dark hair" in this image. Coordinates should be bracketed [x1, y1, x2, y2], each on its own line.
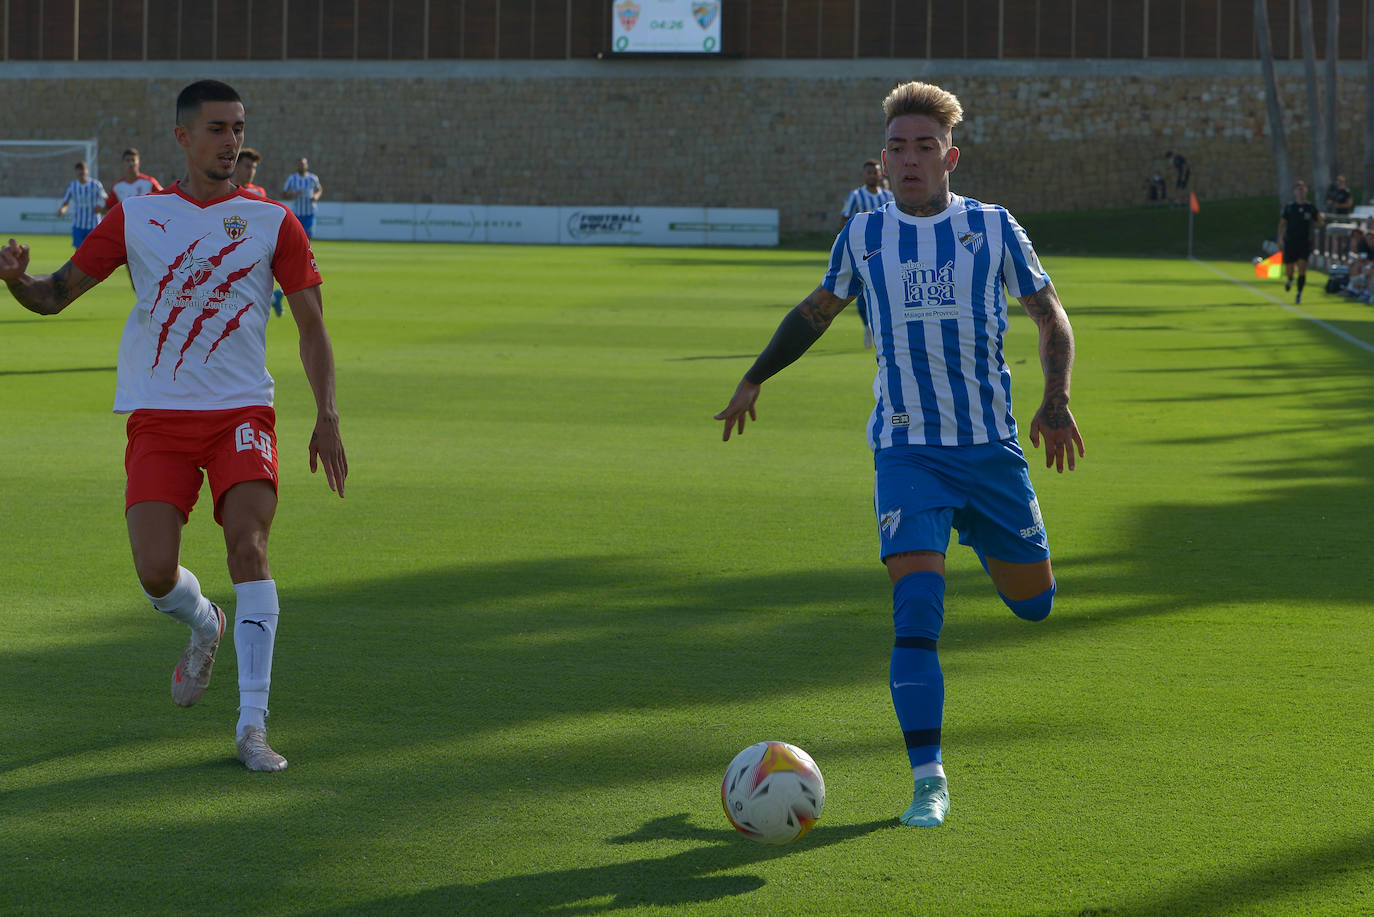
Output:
[236, 147, 261, 164]
[176, 80, 242, 127]
[863, 158, 880, 168]
[74, 161, 87, 169]
[122, 148, 139, 158]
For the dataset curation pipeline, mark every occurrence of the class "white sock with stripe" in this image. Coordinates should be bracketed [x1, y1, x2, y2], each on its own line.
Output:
[144, 566, 218, 644]
[233, 579, 280, 739]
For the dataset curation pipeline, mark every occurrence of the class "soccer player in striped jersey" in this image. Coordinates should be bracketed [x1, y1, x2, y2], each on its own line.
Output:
[107, 148, 163, 207]
[842, 160, 893, 348]
[57, 161, 107, 247]
[716, 81, 1084, 828]
[281, 157, 323, 238]
[1, 80, 347, 773]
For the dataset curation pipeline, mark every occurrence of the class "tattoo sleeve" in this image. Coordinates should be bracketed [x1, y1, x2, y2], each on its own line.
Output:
[6, 262, 97, 316]
[744, 287, 850, 385]
[1020, 282, 1075, 415]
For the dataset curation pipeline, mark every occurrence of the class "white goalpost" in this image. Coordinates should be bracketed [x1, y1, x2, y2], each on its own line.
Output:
[0, 138, 100, 195]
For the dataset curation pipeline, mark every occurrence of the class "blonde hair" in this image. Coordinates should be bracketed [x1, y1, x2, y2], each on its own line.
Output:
[882, 81, 964, 131]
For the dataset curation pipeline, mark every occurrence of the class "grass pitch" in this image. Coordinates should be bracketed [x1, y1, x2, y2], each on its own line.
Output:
[2, 236, 1374, 915]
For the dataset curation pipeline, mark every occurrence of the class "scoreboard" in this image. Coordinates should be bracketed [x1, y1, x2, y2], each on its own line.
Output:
[611, 1, 721, 53]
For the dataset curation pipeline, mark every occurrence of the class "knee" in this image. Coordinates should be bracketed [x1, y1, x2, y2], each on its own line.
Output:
[133, 558, 179, 599]
[893, 571, 946, 641]
[225, 533, 269, 581]
[1001, 582, 1056, 622]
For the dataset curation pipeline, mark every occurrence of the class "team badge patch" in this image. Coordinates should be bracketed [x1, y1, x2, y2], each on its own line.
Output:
[879, 507, 903, 539]
[614, 0, 640, 30]
[223, 216, 247, 241]
[957, 231, 985, 254]
[693, 2, 719, 29]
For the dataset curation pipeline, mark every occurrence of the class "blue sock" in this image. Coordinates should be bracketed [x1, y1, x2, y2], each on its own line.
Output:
[1000, 582, 1056, 622]
[890, 571, 945, 768]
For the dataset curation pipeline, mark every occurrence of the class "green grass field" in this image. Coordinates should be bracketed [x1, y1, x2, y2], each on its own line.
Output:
[2, 235, 1373, 916]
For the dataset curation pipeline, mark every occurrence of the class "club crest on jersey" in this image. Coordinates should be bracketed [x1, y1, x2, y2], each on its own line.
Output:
[614, 0, 640, 30]
[957, 231, 985, 254]
[223, 216, 247, 241]
[693, 2, 719, 29]
[879, 508, 902, 539]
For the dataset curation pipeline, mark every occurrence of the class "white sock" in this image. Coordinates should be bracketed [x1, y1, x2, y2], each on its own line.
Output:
[233, 579, 280, 738]
[144, 566, 218, 644]
[913, 761, 946, 781]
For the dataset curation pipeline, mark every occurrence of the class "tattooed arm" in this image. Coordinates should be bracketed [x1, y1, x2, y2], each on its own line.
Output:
[1018, 281, 1085, 472]
[0, 240, 100, 316]
[714, 285, 855, 441]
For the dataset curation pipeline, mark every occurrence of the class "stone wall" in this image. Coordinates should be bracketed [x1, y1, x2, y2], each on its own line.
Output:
[1, 59, 1367, 235]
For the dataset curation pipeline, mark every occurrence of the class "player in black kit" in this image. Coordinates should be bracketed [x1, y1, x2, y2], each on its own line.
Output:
[1277, 180, 1323, 304]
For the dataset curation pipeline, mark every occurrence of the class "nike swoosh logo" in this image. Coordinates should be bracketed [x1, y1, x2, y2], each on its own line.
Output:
[862, 249, 882, 261]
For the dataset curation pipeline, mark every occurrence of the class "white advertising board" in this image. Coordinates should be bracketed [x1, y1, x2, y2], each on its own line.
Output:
[611, 0, 721, 54]
[0, 198, 778, 247]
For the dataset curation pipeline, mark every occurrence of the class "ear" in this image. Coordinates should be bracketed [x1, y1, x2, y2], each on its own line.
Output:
[945, 145, 960, 173]
[173, 124, 189, 151]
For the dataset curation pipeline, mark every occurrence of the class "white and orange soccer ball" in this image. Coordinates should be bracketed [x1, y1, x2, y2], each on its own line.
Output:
[720, 741, 826, 844]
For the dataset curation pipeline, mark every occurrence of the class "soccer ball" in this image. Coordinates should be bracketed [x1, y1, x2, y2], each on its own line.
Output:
[720, 741, 826, 844]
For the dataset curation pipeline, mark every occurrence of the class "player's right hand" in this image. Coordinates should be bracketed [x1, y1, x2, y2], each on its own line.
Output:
[714, 378, 761, 442]
[0, 239, 30, 282]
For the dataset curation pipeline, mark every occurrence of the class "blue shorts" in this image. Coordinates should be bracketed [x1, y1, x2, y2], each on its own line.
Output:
[72, 226, 92, 247]
[298, 214, 315, 238]
[873, 440, 1050, 564]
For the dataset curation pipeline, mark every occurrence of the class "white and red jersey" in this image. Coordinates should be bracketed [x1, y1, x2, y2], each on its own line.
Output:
[72, 183, 321, 413]
[108, 173, 163, 207]
[239, 183, 269, 199]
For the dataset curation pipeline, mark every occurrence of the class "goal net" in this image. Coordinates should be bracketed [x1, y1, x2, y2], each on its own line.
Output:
[0, 139, 99, 198]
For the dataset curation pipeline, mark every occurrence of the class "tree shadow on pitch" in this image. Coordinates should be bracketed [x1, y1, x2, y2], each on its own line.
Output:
[307, 816, 893, 916]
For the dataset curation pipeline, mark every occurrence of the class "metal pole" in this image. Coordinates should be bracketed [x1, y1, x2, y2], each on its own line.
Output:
[1188, 207, 1194, 259]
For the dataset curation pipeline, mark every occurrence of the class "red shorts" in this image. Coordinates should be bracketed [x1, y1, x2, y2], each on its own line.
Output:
[125, 406, 279, 525]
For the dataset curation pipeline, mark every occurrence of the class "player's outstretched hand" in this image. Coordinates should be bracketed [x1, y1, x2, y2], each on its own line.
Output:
[714, 378, 761, 442]
[0, 239, 31, 282]
[1029, 402, 1084, 473]
[309, 418, 348, 497]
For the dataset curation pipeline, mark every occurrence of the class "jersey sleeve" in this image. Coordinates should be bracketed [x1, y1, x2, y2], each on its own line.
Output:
[149, 175, 164, 192]
[59, 183, 74, 206]
[841, 190, 857, 218]
[272, 209, 323, 294]
[69, 202, 127, 280]
[822, 222, 861, 298]
[999, 209, 1051, 298]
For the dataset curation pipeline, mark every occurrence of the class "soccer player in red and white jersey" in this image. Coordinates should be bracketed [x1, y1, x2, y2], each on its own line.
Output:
[107, 147, 163, 208]
[0, 80, 347, 773]
[233, 147, 269, 199]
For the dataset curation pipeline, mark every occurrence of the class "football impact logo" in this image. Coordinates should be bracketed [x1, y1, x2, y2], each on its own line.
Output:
[879, 507, 902, 539]
[957, 230, 985, 254]
[692, 2, 719, 29]
[223, 216, 247, 241]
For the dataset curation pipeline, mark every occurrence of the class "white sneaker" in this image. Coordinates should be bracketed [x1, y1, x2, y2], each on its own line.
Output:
[171, 604, 225, 707]
[236, 726, 288, 772]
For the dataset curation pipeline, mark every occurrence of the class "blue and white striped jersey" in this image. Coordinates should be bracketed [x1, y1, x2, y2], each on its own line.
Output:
[842, 185, 894, 218]
[823, 196, 1051, 450]
[60, 179, 107, 230]
[282, 171, 321, 217]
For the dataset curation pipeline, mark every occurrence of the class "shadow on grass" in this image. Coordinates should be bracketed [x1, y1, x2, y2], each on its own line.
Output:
[308, 816, 894, 916]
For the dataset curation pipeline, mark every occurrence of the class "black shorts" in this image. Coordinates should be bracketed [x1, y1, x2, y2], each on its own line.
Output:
[1282, 241, 1311, 264]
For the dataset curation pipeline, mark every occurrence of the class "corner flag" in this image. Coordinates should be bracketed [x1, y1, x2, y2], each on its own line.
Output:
[1189, 192, 1200, 214]
[1254, 252, 1282, 279]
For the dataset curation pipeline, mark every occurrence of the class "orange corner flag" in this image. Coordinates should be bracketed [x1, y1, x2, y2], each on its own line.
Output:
[1189, 192, 1201, 214]
[1254, 252, 1281, 279]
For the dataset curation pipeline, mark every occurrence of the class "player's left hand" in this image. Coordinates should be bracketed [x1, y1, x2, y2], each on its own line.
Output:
[714, 378, 761, 442]
[1029, 402, 1084, 473]
[309, 417, 348, 497]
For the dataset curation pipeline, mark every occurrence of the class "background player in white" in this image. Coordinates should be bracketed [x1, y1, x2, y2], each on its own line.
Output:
[716, 81, 1083, 828]
[0, 80, 347, 773]
[281, 157, 323, 238]
[842, 159, 893, 349]
[107, 147, 163, 207]
[57, 161, 107, 247]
